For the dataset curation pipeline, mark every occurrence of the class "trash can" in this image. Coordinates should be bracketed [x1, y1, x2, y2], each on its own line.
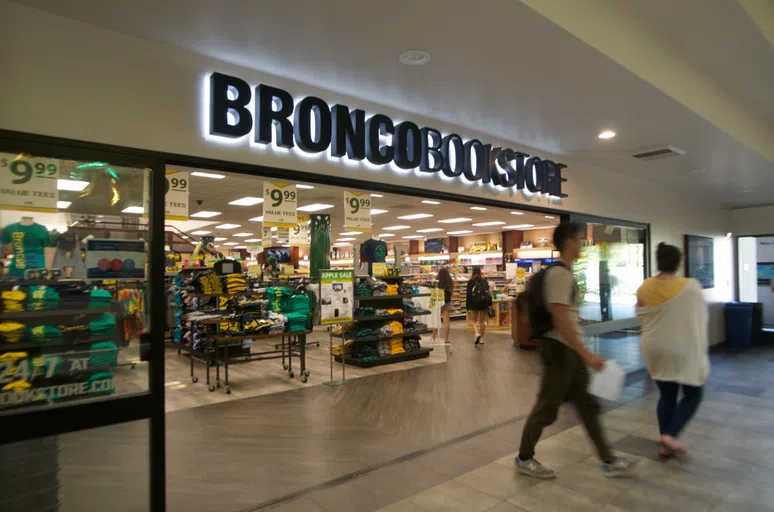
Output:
[725, 302, 762, 350]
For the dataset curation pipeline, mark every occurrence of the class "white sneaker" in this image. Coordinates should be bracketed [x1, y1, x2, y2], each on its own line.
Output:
[515, 457, 556, 479]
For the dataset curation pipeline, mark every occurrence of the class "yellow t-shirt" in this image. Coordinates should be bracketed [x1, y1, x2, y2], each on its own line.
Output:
[636, 277, 691, 307]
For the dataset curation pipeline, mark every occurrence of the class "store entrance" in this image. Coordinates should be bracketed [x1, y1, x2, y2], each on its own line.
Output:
[0, 136, 166, 511]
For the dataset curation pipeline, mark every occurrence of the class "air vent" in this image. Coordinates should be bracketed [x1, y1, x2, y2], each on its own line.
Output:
[632, 145, 686, 161]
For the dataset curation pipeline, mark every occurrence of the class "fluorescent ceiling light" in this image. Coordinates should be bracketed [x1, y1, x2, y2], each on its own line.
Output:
[378, 233, 395, 237]
[57, 179, 89, 192]
[223, 242, 238, 246]
[545, 216, 555, 219]
[229, 197, 264, 206]
[298, 203, 334, 212]
[340, 231, 362, 236]
[511, 211, 525, 215]
[398, 213, 433, 220]
[383, 225, 410, 231]
[56, 201, 71, 209]
[191, 171, 225, 179]
[181, 235, 189, 239]
[214, 237, 228, 241]
[417, 228, 444, 233]
[235, 246, 247, 249]
[471, 207, 487, 211]
[371, 193, 383, 198]
[270, 227, 278, 232]
[281, 245, 291, 248]
[190, 211, 221, 218]
[472, 221, 505, 227]
[422, 200, 441, 205]
[337, 237, 356, 241]
[233, 233, 253, 237]
[215, 223, 240, 229]
[296, 184, 314, 189]
[249, 216, 264, 222]
[598, 130, 616, 139]
[191, 230, 210, 235]
[245, 238, 262, 242]
[439, 217, 472, 224]
[447, 230, 473, 235]
[122, 206, 145, 214]
[503, 224, 535, 230]
[402, 235, 424, 239]
[333, 242, 352, 246]
[371, 209, 388, 215]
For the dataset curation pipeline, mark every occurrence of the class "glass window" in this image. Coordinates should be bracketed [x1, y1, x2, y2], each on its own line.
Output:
[574, 222, 646, 324]
[0, 152, 149, 412]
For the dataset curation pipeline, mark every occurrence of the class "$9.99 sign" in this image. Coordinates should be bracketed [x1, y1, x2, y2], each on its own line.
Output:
[0, 153, 59, 212]
[263, 182, 298, 228]
[343, 191, 371, 232]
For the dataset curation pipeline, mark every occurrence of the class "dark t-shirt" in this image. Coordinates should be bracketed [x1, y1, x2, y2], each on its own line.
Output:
[360, 239, 387, 263]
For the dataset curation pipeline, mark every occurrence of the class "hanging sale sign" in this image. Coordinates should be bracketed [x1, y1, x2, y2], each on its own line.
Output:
[263, 182, 297, 227]
[344, 191, 371, 232]
[0, 153, 59, 212]
[141, 169, 189, 219]
[289, 215, 310, 246]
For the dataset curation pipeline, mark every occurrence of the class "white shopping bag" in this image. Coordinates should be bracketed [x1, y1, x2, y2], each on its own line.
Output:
[588, 360, 625, 401]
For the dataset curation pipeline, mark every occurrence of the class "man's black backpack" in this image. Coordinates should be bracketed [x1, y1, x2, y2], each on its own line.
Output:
[522, 262, 576, 338]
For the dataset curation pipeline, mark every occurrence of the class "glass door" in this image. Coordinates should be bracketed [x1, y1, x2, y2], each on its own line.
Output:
[0, 133, 166, 511]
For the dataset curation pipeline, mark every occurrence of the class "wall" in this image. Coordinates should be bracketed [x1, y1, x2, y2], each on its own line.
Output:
[0, 2, 734, 342]
[732, 206, 774, 236]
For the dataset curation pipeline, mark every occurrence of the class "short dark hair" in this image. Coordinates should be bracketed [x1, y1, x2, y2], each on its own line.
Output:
[553, 222, 582, 252]
[656, 243, 682, 273]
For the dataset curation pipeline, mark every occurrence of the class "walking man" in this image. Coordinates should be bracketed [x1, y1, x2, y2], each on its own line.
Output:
[516, 223, 635, 478]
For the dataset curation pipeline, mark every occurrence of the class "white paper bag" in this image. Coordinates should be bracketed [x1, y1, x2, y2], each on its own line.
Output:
[588, 360, 625, 401]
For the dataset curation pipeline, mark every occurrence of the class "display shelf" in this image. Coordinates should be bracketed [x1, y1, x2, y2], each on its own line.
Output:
[0, 334, 119, 352]
[210, 330, 312, 342]
[182, 314, 240, 324]
[354, 293, 430, 301]
[334, 347, 433, 367]
[181, 291, 257, 298]
[354, 312, 430, 322]
[338, 329, 433, 344]
[0, 307, 112, 320]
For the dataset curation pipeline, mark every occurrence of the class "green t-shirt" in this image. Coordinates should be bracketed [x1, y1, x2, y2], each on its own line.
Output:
[1, 222, 50, 276]
[266, 254, 278, 271]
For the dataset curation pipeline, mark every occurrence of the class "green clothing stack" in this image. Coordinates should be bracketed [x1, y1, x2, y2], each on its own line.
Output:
[30, 325, 63, 344]
[27, 286, 60, 311]
[267, 287, 292, 312]
[89, 341, 119, 367]
[285, 312, 308, 333]
[89, 314, 116, 336]
[89, 289, 113, 309]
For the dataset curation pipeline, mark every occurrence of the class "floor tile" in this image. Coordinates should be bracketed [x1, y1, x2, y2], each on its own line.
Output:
[507, 481, 606, 512]
[407, 480, 502, 511]
[610, 434, 660, 460]
[377, 499, 427, 512]
[455, 463, 541, 500]
[485, 502, 529, 512]
[714, 384, 766, 397]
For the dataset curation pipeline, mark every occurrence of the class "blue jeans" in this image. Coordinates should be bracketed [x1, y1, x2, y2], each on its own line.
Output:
[656, 381, 703, 438]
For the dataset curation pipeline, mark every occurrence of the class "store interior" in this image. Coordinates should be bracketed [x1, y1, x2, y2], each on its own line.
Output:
[0, 158, 649, 413]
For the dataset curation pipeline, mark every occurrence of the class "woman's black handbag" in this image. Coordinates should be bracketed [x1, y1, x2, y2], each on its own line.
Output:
[487, 306, 496, 318]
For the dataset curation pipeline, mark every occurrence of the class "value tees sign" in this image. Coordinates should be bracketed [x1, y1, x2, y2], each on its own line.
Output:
[208, 72, 567, 198]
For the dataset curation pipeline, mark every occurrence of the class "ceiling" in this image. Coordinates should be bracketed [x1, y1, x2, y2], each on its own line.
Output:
[167, 167, 560, 248]
[10, 0, 774, 208]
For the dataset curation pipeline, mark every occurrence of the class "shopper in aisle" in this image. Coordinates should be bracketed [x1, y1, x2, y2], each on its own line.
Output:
[437, 266, 454, 348]
[637, 242, 708, 459]
[516, 223, 635, 479]
[466, 266, 491, 345]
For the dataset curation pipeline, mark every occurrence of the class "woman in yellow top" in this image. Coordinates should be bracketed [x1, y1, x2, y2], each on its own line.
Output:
[637, 243, 708, 460]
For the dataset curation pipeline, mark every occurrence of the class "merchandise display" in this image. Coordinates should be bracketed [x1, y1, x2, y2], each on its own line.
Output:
[1, 219, 52, 277]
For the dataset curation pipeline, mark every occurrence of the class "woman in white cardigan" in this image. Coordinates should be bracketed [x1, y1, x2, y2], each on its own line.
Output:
[636, 243, 709, 459]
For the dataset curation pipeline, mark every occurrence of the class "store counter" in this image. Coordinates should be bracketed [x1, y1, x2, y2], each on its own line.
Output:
[467, 297, 513, 331]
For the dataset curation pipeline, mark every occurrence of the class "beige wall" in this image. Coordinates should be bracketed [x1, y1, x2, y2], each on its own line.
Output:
[0, 2, 734, 342]
[732, 206, 774, 237]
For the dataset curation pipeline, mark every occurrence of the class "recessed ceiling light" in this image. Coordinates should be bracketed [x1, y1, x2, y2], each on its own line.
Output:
[598, 130, 616, 139]
[398, 213, 433, 220]
[378, 233, 395, 237]
[447, 230, 473, 235]
[296, 184, 314, 189]
[223, 242, 238, 246]
[181, 235, 189, 239]
[511, 211, 525, 215]
[214, 237, 228, 241]
[690, 168, 708, 173]
[399, 50, 431, 66]
[56, 201, 71, 209]
[402, 235, 424, 239]
[215, 223, 241, 229]
[57, 179, 89, 192]
[298, 203, 334, 212]
[249, 216, 264, 222]
[471, 207, 487, 211]
[245, 238, 262, 242]
[439, 217, 472, 224]
[229, 197, 264, 206]
[190, 211, 221, 218]
[333, 242, 352, 247]
[417, 228, 444, 233]
[371, 209, 388, 215]
[191, 230, 211, 235]
[235, 246, 247, 249]
[371, 193, 384, 198]
[340, 231, 363, 236]
[122, 206, 144, 214]
[545, 216, 555, 219]
[233, 233, 254, 237]
[337, 237, 357, 242]
[422, 200, 441, 205]
[270, 227, 278, 232]
[472, 221, 506, 227]
[191, 171, 225, 179]
[383, 225, 411, 231]
[504, 224, 535, 230]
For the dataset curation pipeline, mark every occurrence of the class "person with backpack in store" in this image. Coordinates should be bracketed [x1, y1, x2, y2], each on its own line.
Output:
[466, 265, 491, 345]
[515, 222, 635, 479]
